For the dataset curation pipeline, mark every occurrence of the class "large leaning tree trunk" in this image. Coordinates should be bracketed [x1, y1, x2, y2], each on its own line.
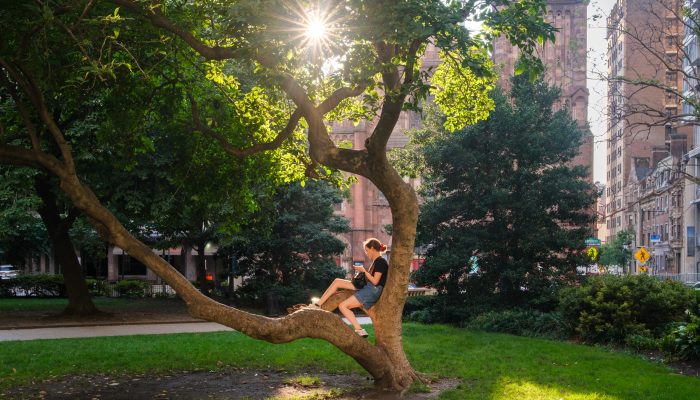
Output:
[0, 0, 552, 391]
[34, 174, 100, 316]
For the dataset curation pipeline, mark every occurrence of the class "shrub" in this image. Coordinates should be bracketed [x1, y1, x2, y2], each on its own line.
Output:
[559, 274, 696, 343]
[85, 279, 109, 297]
[115, 279, 149, 298]
[465, 309, 566, 339]
[0, 274, 66, 297]
[662, 314, 700, 361]
[267, 285, 309, 310]
[403, 296, 437, 317]
[625, 333, 661, 351]
[402, 295, 477, 325]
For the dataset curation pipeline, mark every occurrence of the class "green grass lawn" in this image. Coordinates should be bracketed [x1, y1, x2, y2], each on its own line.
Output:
[1, 323, 698, 399]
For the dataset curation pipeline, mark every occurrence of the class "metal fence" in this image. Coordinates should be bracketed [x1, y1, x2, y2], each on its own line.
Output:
[94, 282, 177, 298]
[651, 273, 700, 287]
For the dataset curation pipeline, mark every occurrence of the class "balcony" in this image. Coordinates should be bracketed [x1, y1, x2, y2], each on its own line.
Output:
[671, 237, 683, 249]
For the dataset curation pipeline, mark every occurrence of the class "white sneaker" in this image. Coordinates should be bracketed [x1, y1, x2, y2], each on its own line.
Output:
[355, 328, 369, 338]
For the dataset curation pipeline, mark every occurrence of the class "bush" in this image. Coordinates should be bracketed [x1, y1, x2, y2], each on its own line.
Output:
[559, 274, 696, 343]
[625, 333, 661, 352]
[85, 279, 109, 297]
[402, 295, 478, 325]
[403, 296, 437, 317]
[267, 285, 309, 311]
[465, 309, 566, 339]
[0, 274, 66, 297]
[115, 279, 149, 298]
[662, 314, 700, 361]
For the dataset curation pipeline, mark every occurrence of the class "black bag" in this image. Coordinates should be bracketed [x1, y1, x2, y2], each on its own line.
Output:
[351, 271, 367, 289]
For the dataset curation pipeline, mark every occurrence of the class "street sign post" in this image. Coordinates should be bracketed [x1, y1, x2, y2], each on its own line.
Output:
[634, 247, 651, 264]
[585, 237, 602, 247]
[586, 246, 598, 262]
[650, 234, 661, 243]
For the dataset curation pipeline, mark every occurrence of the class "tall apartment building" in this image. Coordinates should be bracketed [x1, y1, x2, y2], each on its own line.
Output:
[605, 0, 690, 244]
[681, 0, 700, 276]
[492, 0, 593, 183]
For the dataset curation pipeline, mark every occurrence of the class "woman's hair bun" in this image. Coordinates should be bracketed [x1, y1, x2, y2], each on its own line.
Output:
[363, 237, 386, 253]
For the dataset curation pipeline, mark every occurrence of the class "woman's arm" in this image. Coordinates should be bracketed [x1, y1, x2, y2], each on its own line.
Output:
[364, 269, 382, 286]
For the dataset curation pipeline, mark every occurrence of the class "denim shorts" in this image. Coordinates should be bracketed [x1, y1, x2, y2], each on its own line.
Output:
[354, 283, 383, 309]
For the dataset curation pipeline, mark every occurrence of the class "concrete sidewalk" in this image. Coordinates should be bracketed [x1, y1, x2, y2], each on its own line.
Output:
[0, 317, 373, 342]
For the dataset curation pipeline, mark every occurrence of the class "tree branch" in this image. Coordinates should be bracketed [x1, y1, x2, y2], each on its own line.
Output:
[0, 144, 61, 172]
[317, 84, 367, 115]
[0, 70, 41, 150]
[189, 95, 301, 157]
[110, 0, 241, 61]
[0, 59, 77, 174]
[366, 40, 422, 154]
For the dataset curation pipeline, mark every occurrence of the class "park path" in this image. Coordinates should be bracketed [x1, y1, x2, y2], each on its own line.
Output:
[0, 317, 373, 342]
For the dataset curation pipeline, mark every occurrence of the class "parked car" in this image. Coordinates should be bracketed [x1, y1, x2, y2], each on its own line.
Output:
[0, 265, 19, 280]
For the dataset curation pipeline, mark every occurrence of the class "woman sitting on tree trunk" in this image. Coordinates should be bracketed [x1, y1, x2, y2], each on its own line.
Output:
[310, 238, 389, 338]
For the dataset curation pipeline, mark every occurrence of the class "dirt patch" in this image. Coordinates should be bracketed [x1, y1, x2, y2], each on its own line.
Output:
[635, 349, 700, 377]
[1, 369, 461, 400]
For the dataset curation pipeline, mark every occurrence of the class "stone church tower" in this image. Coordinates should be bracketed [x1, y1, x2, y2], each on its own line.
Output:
[492, 0, 593, 182]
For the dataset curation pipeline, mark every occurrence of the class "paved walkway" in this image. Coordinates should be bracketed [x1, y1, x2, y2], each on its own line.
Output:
[0, 317, 373, 342]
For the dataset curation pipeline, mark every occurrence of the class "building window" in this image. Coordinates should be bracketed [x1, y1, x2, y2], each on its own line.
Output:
[688, 227, 695, 257]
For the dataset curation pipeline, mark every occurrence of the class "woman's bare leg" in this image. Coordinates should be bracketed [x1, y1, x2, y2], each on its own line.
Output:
[338, 296, 364, 330]
[317, 278, 354, 306]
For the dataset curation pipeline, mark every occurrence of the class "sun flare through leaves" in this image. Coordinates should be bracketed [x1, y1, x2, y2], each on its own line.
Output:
[271, 1, 345, 64]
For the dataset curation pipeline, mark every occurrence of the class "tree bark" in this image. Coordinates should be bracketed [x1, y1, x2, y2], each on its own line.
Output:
[193, 241, 211, 295]
[34, 175, 100, 316]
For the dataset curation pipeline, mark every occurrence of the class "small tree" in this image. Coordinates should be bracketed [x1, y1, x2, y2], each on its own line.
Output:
[234, 181, 349, 310]
[598, 229, 634, 273]
[413, 77, 597, 317]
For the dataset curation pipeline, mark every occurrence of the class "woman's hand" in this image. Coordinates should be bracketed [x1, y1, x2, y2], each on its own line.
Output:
[353, 265, 367, 273]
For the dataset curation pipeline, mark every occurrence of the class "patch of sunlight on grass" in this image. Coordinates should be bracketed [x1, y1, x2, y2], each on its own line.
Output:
[491, 377, 619, 400]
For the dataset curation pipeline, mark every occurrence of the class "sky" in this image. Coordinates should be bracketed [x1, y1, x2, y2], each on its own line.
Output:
[588, 0, 618, 184]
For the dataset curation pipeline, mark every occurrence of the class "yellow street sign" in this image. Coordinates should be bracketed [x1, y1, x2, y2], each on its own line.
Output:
[635, 247, 651, 264]
[586, 246, 598, 262]
[639, 265, 648, 273]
